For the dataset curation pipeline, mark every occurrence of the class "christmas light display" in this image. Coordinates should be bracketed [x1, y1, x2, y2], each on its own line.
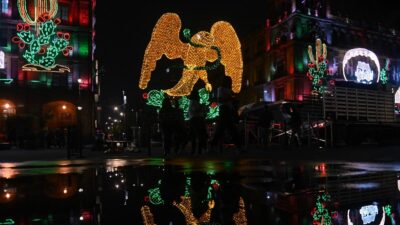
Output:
[17, 0, 58, 25]
[139, 13, 243, 96]
[311, 193, 332, 225]
[146, 90, 165, 109]
[185, 176, 191, 197]
[199, 88, 210, 105]
[206, 102, 220, 119]
[307, 39, 334, 94]
[233, 197, 247, 225]
[178, 96, 191, 120]
[173, 197, 214, 224]
[384, 205, 396, 225]
[141, 205, 157, 225]
[147, 180, 164, 205]
[380, 59, 390, 85]
[146, 88, 220, 120]
[360, 205, 378, 224]
[342, 48, 380, 84]
[347, 207, 386, 225]
[13, 0, 72, 73]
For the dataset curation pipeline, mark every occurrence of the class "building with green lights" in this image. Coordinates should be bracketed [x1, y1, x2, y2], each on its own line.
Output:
[242, 0, 400, 104]
[0, 0, 98, 148]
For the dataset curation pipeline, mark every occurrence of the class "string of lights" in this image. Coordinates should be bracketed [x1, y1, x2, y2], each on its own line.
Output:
[307, 39, 334, 95]
[17, 0, 58, 25]
[13, 1, 72, 73]
[139, 13, 243, 97]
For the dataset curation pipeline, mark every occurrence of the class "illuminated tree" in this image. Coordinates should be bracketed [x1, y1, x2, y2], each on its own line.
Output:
[307, 39, 334, 95]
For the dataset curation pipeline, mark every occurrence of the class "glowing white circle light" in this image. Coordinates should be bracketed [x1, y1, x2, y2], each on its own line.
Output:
[347, 207, 386, 225]
[342, 48, 380, 83]
[395, 88, 400, 104]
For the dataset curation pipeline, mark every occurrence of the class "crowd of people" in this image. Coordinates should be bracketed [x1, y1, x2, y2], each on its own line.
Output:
[158, 84, 243, 156]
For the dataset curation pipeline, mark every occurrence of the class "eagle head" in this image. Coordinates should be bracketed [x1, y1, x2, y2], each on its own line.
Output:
[191, 31, 214, 47]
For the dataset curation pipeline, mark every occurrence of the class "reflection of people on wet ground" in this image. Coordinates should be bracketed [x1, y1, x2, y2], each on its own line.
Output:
[159, 97, 177, 156]
[218, 175, 248, 225]
[190, 172, 214, 220]
[156, 171, 187, 224]
[141, 169, 248, 225]
[188, 90, 207, 155]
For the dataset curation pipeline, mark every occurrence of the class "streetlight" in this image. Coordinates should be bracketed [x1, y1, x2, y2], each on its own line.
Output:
[120, 112, 124, 117]
[114, 106, 119, 111]
[62, 105, 67, 110]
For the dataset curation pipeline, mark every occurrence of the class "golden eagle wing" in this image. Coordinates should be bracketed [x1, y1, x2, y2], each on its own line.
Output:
[210, 21, 243, 93]
[139, 13, 188, 90]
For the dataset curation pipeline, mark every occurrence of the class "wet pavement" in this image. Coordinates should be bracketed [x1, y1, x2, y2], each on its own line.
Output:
[0, 143, 400, 165]
[1, 154, 400, 225]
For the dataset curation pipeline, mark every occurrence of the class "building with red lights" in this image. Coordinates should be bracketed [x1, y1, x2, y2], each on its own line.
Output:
[242, 0, 400, 103]
[0, 0, 98, 148]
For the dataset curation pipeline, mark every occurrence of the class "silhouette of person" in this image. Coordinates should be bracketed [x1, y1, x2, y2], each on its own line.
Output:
[159, 97, 176, 156]
[210, 77, 241, 153]
[188, 90, 207, 155]
[156, 168, 187, 225]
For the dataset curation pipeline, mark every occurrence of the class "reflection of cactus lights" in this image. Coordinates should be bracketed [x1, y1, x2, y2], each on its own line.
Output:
[384, 205, 396, 225]
[311, 193, 332, 225]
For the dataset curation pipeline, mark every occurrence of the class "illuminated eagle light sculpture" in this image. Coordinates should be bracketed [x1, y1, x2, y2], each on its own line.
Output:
[139, 13, 243, 96]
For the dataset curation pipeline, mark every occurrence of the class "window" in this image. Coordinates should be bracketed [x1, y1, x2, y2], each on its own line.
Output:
[57, 5, 69, 22]
[1, 0, 9, 14]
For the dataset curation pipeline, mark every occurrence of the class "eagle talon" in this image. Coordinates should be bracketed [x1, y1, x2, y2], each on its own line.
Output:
[205, 83, 212, 92]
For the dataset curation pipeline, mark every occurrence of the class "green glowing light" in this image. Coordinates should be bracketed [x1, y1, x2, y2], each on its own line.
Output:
[0, 219, 15, 225]
[14, 15, 71, 71]
[146, 90, 165, 109]
[185, 176, 191, 197]
[148, 180, 164, 205]
[178, 96, 190, 121]
[146, 88, 219, 120]
[199, 88, 210, 105]
[78, 35, 89, 57]
[384, 205, 396, 225]
[206, 104, 219, 119]
[307, 40, 334, 95]
[0, 78, 14, 84]
[311, 193, 332, 225]
[380, 59, 390, 85]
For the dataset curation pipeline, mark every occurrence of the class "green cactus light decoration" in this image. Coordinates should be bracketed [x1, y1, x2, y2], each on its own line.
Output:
[12, 12, 72, 73]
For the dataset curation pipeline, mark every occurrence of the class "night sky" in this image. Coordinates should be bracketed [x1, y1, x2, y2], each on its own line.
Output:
[95, 0, 400, 113]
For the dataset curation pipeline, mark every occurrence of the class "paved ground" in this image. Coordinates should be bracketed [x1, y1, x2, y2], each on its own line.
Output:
[1, 142, 400, 166]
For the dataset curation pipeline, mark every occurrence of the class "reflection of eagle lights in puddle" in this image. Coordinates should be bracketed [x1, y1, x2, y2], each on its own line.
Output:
[342, 48, 380, 83]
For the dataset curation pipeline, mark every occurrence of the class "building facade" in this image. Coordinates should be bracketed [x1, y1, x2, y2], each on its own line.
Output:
[242, 0, 400, 105]
[0, 0, 97, 148]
